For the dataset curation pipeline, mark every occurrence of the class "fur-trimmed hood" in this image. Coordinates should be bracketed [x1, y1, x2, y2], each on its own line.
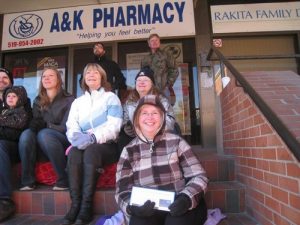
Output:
[133, 95, 166, 142]
[3, 86, 28, 108]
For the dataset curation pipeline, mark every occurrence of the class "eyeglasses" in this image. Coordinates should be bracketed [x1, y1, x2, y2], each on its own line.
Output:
[140, 111, 160, 118]
[136, 78, 151, 83]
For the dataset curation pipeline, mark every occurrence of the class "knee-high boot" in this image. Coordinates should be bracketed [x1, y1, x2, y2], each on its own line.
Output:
[74, 164, 99, 225]
[62, 164, 82, 225]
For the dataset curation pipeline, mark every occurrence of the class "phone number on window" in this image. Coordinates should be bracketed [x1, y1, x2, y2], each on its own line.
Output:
[7, 39, 44, 48]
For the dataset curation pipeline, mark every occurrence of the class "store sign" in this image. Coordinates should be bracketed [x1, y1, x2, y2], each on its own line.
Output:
[211, 2, 300, 33]
[2, 0, 195, 50]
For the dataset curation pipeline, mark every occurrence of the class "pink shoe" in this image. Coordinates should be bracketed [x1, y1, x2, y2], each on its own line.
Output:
[65, 145, 72, 155]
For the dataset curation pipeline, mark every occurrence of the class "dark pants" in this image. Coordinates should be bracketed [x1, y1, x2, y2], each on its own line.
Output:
[117, 129, 134, 157]
[67, 142, 118, 167]
[0, 140, 19, 198]
[130, 198, 207, 225]
[66, 142, 118, 221]
[19, 128, 70, 187]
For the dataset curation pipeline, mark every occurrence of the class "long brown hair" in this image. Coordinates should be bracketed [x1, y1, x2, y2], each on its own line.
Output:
[38, 67, 63, 109]
[80, 63, 111, 92]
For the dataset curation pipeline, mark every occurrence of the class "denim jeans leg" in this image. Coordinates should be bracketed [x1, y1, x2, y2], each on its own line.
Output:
[18, 129, 37, 187]
[0, 140, 18, 198]
[37, 128, 69, 187]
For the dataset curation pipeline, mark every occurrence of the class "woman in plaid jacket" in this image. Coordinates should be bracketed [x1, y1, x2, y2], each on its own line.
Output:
[115, 95, 208, 225]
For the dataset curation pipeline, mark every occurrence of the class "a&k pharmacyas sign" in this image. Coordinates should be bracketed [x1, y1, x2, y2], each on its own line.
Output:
[2, 0, 195, 50]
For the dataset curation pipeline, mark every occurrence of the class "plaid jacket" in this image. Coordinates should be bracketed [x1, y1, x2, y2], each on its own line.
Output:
[115, 132, 208, 215]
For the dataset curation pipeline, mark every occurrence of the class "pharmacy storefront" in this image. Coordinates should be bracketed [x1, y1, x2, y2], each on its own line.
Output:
[1, 0, 202, 144]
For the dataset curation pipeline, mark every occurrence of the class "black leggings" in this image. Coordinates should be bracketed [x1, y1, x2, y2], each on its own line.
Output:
[130, 198, 207, 225]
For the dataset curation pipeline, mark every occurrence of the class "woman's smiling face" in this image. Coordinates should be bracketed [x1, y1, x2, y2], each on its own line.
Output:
[41, 69, 59, 90]
[138, 104, 162, 139]
[136, 76, 153, 97]
[85, 67, 102, 91]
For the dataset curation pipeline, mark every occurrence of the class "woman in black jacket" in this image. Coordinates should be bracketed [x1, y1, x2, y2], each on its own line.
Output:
[19, 67, 75, 191]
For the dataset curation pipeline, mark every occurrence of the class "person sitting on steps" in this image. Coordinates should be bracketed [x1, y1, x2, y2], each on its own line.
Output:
[0, 68, 32, 222]
[63, 63, 122, 225]
[115, 95, 208, 225]
[18, 67, 74, 191]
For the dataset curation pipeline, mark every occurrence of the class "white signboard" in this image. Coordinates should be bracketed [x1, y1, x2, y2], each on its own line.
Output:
[2, 0, 195, 51]
[211, 2, 300, 34]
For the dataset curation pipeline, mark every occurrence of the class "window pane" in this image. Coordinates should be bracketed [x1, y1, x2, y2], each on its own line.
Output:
[3, 48, 68, 103]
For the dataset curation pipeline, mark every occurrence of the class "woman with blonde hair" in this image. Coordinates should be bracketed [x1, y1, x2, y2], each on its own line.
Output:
[63, 63, 122, 225]
[19, 67, 74, 191]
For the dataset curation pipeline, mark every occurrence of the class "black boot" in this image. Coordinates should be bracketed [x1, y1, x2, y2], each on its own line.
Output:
[62, 164, 82, 225]
[74, 164, 99, 225]
[0, 198, 15, 222]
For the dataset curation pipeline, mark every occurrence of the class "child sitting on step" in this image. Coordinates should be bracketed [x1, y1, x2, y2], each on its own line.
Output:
[0, 86, 30, 141]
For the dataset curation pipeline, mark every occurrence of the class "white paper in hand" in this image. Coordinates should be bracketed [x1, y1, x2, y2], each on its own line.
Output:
[130, 186, 175, 211]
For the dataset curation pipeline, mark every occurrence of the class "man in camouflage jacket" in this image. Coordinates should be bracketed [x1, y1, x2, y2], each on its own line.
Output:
[141, 33, 179, 92]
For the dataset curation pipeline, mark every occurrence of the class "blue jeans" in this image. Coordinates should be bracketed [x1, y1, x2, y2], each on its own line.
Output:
[0, 140, 18, 198]
[19, 128, 70, 187]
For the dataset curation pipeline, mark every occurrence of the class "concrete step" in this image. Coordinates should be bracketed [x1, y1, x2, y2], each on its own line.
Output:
[11, 149, 235, 190]
[11, 148, 242, 223]
[12, 186, 117, 216]
[196, 151, 236, 182]
[13, 180, 245, 216]
[219, 213, 260, 225]
[0, 214, 99, 225]
[0, 212, 260, 225]
[206, 181, 245, 213]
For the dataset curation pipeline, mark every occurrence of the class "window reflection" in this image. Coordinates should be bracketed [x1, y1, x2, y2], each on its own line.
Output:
[3, 48, 68, 104]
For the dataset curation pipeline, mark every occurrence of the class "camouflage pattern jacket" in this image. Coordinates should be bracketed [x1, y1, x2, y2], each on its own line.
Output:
[141, 49, 179, 90]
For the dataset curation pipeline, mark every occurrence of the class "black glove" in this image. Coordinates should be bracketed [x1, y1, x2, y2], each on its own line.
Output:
[168, 194, 191, 217]
[127, 200, 155, 217]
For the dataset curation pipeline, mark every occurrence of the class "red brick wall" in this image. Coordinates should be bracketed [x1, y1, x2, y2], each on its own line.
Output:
[220, 71, 300, 225]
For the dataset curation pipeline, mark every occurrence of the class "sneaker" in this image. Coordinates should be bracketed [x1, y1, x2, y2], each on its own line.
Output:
[53, 185, 68, 191]
[19, 185, 36, 191]
[0, 199, 16, 222]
